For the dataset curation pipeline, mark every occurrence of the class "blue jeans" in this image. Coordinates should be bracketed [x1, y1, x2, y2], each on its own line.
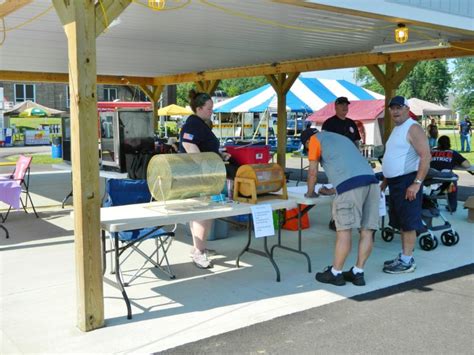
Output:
[460, 134, 471, 152]
[428, 137, 437, 149]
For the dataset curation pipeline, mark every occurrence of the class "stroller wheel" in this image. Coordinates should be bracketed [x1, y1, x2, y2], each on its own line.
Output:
[419, 235, 438, 251]
[381, 227, 394, 242]
[441, 231, 459, 246]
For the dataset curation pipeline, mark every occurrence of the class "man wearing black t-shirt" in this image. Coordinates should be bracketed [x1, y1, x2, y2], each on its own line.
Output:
[322, 97, 361, 146]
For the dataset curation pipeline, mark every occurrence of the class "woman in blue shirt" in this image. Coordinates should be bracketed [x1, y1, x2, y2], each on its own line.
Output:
[179, 90, 231, 269]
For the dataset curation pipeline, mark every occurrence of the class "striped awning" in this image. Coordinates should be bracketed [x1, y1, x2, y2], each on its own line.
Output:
[214, 77, 384, 113]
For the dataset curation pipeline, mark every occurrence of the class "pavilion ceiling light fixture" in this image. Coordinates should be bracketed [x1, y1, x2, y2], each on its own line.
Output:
[371, 40, 451, 54]
[148, 0, 166, 10]
[395, 23, 409, 44]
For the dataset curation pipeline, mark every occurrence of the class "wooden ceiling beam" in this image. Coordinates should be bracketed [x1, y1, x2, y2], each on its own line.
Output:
[0, 71, 153, 86]
[0, 0, 31, 18]
[95, 0, 131, 37]
[152, 40, 474, 85]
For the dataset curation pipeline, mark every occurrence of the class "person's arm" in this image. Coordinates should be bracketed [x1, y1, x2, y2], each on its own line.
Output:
[182, 142, 201, 153]
[305, 160, 319, 198]
[406, 124, 431, 201]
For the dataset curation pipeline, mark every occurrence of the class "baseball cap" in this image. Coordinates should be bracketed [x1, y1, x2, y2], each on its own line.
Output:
[388, 96, 409, 108]
[300, 127, 319, 152]
[335, 96, 350, 105]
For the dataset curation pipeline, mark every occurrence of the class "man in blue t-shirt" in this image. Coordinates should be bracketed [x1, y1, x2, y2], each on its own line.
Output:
[459, 115, 472, 152]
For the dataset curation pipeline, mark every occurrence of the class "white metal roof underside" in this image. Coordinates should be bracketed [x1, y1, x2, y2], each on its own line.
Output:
[1, 0, 473, 79]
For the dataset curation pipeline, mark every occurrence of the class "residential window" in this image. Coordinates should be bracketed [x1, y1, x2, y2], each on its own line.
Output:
[103, 87, 118, 101]
[14, 84, 35, 103]
[138, 91, 150, 102]
[66, 85, 70, 108]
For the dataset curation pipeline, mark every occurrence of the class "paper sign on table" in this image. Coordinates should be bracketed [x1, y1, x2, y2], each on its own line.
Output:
[250, 204, 275, 238]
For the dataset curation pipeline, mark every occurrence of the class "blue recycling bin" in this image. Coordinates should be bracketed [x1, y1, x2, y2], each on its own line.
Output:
[51, 137, 62, 159]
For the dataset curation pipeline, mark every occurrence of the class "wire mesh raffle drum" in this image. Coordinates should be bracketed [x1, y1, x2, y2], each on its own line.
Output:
[146, 152, 226, 201]
[233, 163, 287, 204]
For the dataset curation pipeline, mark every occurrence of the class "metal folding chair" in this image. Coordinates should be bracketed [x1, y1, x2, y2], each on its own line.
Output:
[0, 155, 38, 223]
[103, 178, 176, 286]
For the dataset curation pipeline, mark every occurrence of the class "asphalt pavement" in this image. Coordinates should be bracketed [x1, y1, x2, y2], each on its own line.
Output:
[161, 264, 474, 354]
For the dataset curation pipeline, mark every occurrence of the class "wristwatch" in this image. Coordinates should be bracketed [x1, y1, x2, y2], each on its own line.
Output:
[414, 179, 423, 185]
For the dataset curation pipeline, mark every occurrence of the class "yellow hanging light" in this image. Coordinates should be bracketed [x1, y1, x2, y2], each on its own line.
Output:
[395, 23, 409, 44]
[148, 0, 166, 10]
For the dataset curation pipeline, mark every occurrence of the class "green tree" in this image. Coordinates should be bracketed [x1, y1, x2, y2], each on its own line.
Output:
[452, 57, 474, 116]
[398, 60, 451, 104]
[176, 76, 267, 106]
[354, 67, 384, 94]
[354, 60, 451, 104]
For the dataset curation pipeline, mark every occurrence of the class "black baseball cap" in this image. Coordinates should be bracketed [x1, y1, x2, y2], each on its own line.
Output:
[335, 97, 350, 105]
[300, 127, 319, 153]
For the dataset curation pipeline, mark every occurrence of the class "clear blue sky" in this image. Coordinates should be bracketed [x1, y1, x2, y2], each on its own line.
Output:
[301, 68, 356, 83]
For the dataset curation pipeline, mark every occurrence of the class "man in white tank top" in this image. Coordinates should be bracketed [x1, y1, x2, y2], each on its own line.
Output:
[381, 96, 431, 274]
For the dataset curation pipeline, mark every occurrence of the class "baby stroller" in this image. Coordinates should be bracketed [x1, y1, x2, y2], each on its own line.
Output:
[380, 169, 460, 251]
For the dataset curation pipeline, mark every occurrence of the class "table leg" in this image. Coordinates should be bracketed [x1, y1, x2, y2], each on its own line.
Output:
[114, 234, 132, 319]
[0, 224, 9, 239]
[270, 205, 312, 273]
[236, 214, 281, 282]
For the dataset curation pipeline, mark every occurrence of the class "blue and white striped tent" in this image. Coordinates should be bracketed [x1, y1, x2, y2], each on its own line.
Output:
[214, 77, 384, 113]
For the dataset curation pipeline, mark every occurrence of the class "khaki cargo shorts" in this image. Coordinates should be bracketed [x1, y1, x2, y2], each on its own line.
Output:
[332, 184, 380, 231]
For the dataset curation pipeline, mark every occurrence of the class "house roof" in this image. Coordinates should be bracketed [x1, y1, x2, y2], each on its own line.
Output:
[407, 98, 453, 116]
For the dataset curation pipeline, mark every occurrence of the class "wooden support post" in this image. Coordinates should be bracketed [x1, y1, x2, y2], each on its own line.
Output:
[53, 0, 130, 332]
[139, 85, 164, 132]
[195, 79, 220, 95]
[265, 72, 299, 168]
[367, 61, 416, 142]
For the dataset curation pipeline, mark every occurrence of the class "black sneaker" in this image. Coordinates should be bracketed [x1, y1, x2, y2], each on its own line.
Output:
[383, 258, 416, 274]
[315, 266, 345, 286]
[342, 267, 366, 286]
[383, 253, 401, 267]
[328, 219, 336, 231]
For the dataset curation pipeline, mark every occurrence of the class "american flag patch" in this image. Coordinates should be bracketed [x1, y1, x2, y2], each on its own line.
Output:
[183, 133, 194, 140]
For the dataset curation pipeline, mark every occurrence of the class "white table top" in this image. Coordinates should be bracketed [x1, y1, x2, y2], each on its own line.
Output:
[286, 185, 334, 206]
[53, 163, 128, 179]
[100, 197, 297, 233]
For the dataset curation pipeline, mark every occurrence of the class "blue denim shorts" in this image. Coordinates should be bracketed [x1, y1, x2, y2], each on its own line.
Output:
[387, 172, 424, 232]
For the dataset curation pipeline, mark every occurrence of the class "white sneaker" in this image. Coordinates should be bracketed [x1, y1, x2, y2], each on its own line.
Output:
[189, 248, 217, 257]
[191, 251, 213, 269]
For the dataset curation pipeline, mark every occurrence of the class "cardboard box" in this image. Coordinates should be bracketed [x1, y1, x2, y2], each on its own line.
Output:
[463, 196, 474, 223]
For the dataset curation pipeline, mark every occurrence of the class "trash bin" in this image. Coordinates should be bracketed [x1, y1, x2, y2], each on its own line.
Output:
[51, 137, 62, 159]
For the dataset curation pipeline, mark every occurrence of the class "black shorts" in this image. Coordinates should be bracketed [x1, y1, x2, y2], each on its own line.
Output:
[387, 172, 424, 232]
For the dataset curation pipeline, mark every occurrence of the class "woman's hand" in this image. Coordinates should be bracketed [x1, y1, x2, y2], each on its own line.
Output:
[221, 152, 231, 161]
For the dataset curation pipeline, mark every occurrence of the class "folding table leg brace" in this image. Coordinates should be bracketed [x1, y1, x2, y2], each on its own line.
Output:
[236, 213, 282, 282]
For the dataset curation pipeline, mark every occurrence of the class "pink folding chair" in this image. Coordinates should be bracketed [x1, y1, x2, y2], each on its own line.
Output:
[0, 155, 39, 222]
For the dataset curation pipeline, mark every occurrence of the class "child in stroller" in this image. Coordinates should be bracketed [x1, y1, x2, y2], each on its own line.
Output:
[379, 168, 460, 251]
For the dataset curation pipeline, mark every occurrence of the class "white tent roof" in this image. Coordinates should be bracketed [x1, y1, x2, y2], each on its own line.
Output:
[407, 98, 453, 116]
[214, 77, 384, 113]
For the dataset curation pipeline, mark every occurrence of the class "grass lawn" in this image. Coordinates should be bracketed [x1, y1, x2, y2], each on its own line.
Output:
[6, 154, 62, 165]
[438, 128, 474, 162]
